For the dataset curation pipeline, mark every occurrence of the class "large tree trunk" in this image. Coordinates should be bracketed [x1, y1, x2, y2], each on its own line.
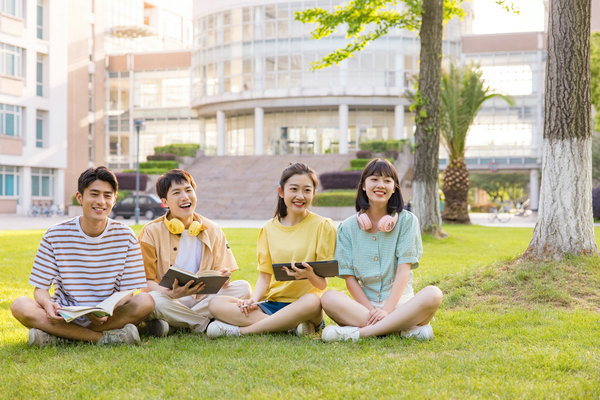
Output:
[524, 0, 598, 259]
[442, 158, 471, 223]
[412, 0, 445, 237]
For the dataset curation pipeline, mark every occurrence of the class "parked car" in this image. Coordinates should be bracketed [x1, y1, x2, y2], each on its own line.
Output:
[110, 194, 167, 220]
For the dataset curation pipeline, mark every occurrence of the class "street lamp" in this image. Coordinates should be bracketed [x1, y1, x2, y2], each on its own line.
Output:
[134, 119, 144, 224]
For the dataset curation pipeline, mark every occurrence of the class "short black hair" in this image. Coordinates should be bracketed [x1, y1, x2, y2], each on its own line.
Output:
[156, 169, 197, 199]
[77, 166, 118, 195]
[355, 158, 404, 214]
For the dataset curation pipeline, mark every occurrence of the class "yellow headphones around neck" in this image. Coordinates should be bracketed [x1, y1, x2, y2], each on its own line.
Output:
[163, 215, 204, 236]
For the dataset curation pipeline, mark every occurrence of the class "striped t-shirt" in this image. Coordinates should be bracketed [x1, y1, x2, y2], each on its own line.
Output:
[29, 217, 147, 307]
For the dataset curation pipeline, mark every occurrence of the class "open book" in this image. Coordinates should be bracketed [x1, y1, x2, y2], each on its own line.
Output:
[159, 267, 229, 294]
[57, 290, 134, 323]
[271, 260, 339, 281]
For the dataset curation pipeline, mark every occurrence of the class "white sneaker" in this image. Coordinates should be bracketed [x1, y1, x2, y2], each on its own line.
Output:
[401, 324, 434, 341]
[145, 319, 169, 337]
[28, 328, 62, 347]
[295, 321, 316, 336]
[206, 320, 241, 339]
[98, 323, 141, 345]
[321, 325, 360, 342]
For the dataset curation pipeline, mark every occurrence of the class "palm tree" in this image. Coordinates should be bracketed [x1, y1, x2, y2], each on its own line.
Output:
[440, 63, 514, 223]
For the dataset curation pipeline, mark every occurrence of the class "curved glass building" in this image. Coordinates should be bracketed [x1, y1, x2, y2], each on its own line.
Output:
[192, 0, 462, 155]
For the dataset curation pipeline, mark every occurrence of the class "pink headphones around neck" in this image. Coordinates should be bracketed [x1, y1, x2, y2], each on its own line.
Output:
[356, 212, 399, 232]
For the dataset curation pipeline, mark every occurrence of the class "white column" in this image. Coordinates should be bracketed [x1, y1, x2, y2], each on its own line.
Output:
[21, 166, 32, 215]
[338, 104, 349, 154]
[56, 168, 65, 208]
[217, 110, 226, 156]
[394, 104, 404, 140]
[128, 53, 134, 169]
[530, 168, 539, 211]
[254, 107, 264, 155]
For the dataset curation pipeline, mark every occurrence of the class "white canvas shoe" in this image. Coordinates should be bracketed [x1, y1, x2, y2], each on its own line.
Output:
[98, 323, 141, 345]
[206, 320, 241, 339]
[401, 324, 434, 341]
[321, 325, 360, 342]
[295, 321, 316, 336]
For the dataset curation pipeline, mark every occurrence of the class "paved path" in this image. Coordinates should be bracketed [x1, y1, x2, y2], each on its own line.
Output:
[0, 212, 541, 231]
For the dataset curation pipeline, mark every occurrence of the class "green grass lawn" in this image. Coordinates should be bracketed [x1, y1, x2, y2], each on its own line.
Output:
[1, 226, 599, 399]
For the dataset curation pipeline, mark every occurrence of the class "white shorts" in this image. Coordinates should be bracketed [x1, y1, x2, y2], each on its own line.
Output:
[369, 294, 413, 310]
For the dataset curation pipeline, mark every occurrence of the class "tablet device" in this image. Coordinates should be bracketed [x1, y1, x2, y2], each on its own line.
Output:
[271, 260, 339, 281]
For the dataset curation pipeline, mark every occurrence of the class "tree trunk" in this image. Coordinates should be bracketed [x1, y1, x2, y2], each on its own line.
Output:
[442, 158, 471, 223]
[412, 0, 445, 237]
[524, 0, 598, 259]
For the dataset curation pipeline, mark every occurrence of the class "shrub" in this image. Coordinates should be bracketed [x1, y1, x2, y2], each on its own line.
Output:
[139, 160, 179, 169]
[320, 171, 362, 190]
[359, 139, 406, 153]
[593, 187, 600, 219]
[383, 149, 400, 160]
[349, 158, 395, 169]
[147, 153, 176, 161]
[470, 203, 497, 213]
[115, 172, 148, 191]
[312, 190, 356, 207]
[154, 144, 200, 157]
[355, 150, 373, 159]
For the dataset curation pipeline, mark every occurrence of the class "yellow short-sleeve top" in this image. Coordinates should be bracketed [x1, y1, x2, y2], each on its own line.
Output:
[257, 212, 337, 302]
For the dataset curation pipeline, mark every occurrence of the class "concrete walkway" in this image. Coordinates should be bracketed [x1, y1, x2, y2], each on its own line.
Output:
[0, 212, 541, 231]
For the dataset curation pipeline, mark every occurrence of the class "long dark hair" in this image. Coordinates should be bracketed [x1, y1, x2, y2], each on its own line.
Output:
[274, 162, 318, 219]
[355, 158, 404, 214]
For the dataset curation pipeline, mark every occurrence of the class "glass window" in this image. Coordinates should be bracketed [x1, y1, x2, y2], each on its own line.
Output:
[0, 43, 23, 78]
[31, 168, 54, 198]
[36, 54, 44, 96]
[37, 0, 44, 39]
[0, 104, 21, 136]
[1, 0, 22, 17]
[0, 166, 19, 196]
[36, 111, 45, 148]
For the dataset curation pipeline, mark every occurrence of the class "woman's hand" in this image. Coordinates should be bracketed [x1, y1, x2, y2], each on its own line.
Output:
[283, 261, 314, 280]
[237, 298, 259, 316]
[367, 307, 389, 325]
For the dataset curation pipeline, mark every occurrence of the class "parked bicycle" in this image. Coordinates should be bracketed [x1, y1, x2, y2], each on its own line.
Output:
[28, 203, 63, 217]
[487, 206, 511, 223]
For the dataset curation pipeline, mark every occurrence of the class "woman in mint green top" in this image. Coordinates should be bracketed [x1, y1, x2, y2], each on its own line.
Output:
[321, 159, 443, 342]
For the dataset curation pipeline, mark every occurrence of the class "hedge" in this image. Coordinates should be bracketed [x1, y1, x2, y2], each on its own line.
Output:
[147, 153, 177, 161]
[359, 139, 406, 153]
[154, 144, 200, 157]
[349, 158, 395, 169]
[139, 160, 179, 169]
[320, 170, 362, 190]
[312, 190, 355, 207]
[115, 173, 148, 191]
[123, 168, 171, 176]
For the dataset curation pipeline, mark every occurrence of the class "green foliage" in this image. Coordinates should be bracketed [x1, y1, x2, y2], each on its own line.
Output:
[440, 63, 514, 160]
[139, 161, 179, 169]
[153, 144, 200, 157]
[349, 158, 395, 169]
[470, 173, 530, 204]
[358, 139, 406, 153]
[294, 0, 464, 70]
[592, 32, 600, 132]
[71, 194, 80, 205]
[312, 190, 356, 207]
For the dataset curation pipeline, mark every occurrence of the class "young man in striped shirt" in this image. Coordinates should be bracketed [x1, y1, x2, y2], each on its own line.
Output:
[10, 166, 155, 346]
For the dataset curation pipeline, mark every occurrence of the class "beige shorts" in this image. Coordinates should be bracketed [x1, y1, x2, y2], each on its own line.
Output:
[369, 294, 413, 310]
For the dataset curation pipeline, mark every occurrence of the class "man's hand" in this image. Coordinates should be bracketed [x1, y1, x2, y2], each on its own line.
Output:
[218, 268, 232, 288]
[169, 278, 206, 299]
[87, 313, 109, 326]
[43, 301, 63, 321]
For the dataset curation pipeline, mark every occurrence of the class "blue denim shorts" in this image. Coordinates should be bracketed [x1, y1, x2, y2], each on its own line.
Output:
[258, 301, 290, 315]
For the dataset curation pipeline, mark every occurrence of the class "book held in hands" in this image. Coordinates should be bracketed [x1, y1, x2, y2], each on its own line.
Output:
[159, 267, 229, 294]
[58, 290, 134, 323]
[271, 260, 339, 281]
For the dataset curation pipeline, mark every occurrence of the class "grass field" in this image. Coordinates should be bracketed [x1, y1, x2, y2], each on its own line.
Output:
[1, 225, 599, 399]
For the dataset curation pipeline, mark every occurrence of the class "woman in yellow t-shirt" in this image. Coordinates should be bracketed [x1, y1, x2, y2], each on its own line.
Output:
[206, 162, 336, 338]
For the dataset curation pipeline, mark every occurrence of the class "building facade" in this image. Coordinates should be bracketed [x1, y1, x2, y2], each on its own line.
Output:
[191, 0, 463, 156]
[0, 0, 68, 214]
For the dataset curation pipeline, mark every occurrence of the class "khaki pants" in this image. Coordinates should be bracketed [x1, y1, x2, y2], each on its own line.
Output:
[148, 280, 252, 332]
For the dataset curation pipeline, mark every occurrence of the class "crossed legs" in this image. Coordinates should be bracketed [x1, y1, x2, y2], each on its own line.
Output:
[321, 285, 443, 338]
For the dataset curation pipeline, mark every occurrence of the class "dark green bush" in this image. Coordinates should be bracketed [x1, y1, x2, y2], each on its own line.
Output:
[147, 153, 176, 161]
[154, 144, 200, 157]
[349, 158, 395, 169]
[139, 160, 179, 169]
[359, 139, 406, 153]
[313, 190, 356, 207]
